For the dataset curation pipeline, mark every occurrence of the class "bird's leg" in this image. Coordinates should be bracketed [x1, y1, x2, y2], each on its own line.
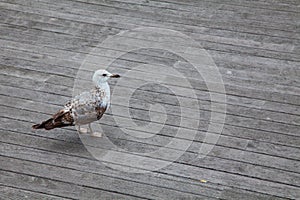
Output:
[88, 123, 92, 133]
[77, 125, 89, 134]
[88, 123, 102, 138]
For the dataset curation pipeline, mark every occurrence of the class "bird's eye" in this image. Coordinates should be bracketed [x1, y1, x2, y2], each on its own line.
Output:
[102, 74, 107, 77]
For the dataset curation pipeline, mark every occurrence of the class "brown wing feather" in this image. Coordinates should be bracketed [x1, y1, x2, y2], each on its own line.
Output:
[61, 111, 74, 123]
[96, 106, 107, 120]
[52, 109, 65, 119]
[32, 109, 74, 130]
[33, 86, 107, 130]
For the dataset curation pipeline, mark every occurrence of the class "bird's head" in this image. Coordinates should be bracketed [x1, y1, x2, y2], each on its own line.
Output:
[92, 69, 120, 85]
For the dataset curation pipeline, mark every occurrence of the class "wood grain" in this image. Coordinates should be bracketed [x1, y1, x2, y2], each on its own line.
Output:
[0, 0, 299, 199]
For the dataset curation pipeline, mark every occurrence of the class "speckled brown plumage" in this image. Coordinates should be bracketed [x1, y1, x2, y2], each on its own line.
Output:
[32, 70, 119, 131]
[32, 110, 74, 130]
[32, 87, 108, 130]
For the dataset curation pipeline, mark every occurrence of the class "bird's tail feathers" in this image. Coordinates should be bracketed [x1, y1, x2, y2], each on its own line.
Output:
[32, 118, 55, 130]
[32, 108, 75, 130]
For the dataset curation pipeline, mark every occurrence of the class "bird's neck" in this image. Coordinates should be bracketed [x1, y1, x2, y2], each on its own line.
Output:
[97, 82, 110, 96]
[97, 82, 111, 108]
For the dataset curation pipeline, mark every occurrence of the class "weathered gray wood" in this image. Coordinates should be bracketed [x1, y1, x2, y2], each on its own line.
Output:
[1, 44, 299, 101]
[1, 64, 298, 120]
[1, 68, 299, 125]
[1, 82, 300, 156]
[219, 188, 288, 200]
[1, 46, 299, 106]
[2, 74, 299, 139]
[2, 94, 299, 157]
[0, 66, 298, 152]
[0, 15, 298, 64]
[115, 0, 300, 16]
[2, 120, 300, 188]
[0, 186, 73, 200]
[1, 75, 299, 128]
[0, 12, 298, 76]
[1, 105, 300, 181]
[4, 0, 299, 35]
[3, 0, 298, 40]
[0, 147, 221, 199]
[1, 8, 298, 55]
[1, 104, 300, 172]
[1, 38, 299, 91]
[0, 169, 146, 200]
[5, 0, 300, 46]
[1, 0, 299, 199]
[0, 130, 222, 197]
[151, 0, 300, 13]
[0, 156, 219, 200]
[0, 16, 298, 74]
[1, 37, 297, 82]
[1, 141, 299, 199]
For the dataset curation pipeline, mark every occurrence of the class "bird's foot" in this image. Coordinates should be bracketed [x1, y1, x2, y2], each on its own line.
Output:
[90, 132, 102, 138]
[79, 127, 89, 134]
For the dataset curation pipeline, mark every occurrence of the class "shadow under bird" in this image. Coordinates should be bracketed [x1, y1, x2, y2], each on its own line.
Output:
[32, 69, 120, 137]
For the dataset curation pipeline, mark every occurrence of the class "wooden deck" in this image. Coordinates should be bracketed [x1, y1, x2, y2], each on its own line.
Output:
[1, 0, 300, 199]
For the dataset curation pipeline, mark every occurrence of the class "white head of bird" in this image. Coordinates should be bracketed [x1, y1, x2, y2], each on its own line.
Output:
[92, 69, 120, 86]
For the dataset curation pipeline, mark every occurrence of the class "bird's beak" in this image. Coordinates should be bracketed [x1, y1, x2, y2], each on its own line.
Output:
[110, 74, 120, 78]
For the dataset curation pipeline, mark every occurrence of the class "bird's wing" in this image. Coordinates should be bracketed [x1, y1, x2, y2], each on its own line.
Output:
[32, 107, 74, 130]
[32, 88, 105, 129]
[52, 109, 74, 124]
[70, 91, 98, 111]
[68, 88, 107, 121]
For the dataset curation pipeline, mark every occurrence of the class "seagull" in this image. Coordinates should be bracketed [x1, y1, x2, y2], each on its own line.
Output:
[32, 69, 120, 137]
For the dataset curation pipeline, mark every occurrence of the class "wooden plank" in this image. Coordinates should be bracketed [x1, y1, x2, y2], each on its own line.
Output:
[150, 0, 300, 13]
[7, 0, 299, 33]
[1, 93, 299, 154]
[3, 62, 298, 122]
[0, 0, 299, 199]
[1, 139, 299, 199]
[0, 10, 298, 72]
[7, 0, 299, 32]
[3, 108, 297, 178]
[0, 35, 298, 89]
[3, 27, 296, 84]
[0, 22, 298, 66]
[0, 169, 146, 200]
[1, 75, 298, 129]
[1, 77, 297, 138]
[0, 21, 298, 162]
[1, 61, 298, 136]
[0, 123, 222, 197]
[0, 148, 221, 199]
[219, 188, 288, 200]
[1, 36, 297, 81]
[0, 18, 298, 65]
[1, 1, 299, 41]
[1, 99, 299, 165]
[74, 0, 300, 28]
[1, 104, 300, 177]
[0, 186, 72, 200]
[1, 44, 300, 106]
[1, 77, 300, 141]
[1, 120, 300, 186]
[2, 94, 300, 167]
[0, 15, 298, 74]
[1, 8, 298, 54]
[113, 0, 300, 16]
